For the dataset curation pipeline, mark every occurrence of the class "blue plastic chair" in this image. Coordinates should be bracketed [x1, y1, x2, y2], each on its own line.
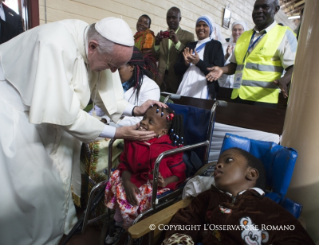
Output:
[220, 133, 302, 218]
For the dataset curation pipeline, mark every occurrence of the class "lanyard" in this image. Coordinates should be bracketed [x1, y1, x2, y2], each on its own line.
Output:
[243, 31, 264, 63]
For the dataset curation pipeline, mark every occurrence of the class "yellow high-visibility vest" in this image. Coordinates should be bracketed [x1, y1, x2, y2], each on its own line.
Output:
[232, 25, 289, 104]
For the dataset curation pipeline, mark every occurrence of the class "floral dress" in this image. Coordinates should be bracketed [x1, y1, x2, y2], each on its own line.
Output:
[105, 170, 169, 229]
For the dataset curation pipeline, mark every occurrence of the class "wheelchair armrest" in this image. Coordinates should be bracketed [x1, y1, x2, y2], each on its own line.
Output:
[150, 141, 210, 208]
[128, 197, 193, 240]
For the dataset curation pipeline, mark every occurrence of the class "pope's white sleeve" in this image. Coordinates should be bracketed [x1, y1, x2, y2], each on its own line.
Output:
[99, 125, 116, 138]
[60, 110, 106, 143]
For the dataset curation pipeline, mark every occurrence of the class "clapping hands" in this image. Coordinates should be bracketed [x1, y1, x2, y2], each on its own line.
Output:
[182, 47, 200, 66]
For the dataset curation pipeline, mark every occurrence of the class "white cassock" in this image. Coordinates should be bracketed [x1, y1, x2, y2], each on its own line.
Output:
[0, 19, 129, 245]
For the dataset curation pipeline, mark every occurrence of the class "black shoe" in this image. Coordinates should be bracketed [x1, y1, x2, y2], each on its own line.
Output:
[104, 224, 126, 245]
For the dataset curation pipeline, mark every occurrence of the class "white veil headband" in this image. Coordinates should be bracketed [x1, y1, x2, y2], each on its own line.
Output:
[198, 15, 225, 42]
[229, 20, 248, 44]
[196, 15, 214, 39]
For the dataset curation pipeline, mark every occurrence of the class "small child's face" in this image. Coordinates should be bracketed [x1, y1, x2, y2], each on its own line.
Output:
[214, 149, 250, 192]
[138, 107, 168, 137]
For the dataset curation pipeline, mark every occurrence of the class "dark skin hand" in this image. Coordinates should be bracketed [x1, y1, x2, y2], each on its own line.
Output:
[155, 32, 164, 45]
[168, 29, 179, 44]
[155, 29, 179, 45]
[122, 171, 140, 206]
[150, 172, 179, 188]
[206, 63, 237, 81]
[273, 65, 293, 98]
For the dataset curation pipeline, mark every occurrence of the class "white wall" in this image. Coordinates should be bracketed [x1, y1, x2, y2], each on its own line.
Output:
[38, 0, 296, 40]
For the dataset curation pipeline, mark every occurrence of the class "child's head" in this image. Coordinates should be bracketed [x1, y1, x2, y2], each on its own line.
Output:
[214, 148, 266, 195]
[139, 106, 184, 144]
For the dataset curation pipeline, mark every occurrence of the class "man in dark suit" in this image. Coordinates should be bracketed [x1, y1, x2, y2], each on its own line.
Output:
[153, 7, 194, 93]
[0, 0, 23, 44]
[0, 17, 19, 44]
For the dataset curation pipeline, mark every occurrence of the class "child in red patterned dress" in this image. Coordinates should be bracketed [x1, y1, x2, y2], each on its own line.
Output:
[104, 105, 186, 245]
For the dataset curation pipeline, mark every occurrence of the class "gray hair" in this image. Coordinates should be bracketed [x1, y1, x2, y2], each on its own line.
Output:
[87, 23, 114, 54]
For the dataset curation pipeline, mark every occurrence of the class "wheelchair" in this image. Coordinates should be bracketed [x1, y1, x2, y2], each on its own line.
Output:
[60, 96, 226, 245]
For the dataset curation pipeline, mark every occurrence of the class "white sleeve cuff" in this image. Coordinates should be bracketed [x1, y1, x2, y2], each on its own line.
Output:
[99, 125, 116, 138]
[229, 51, 237, 64]
[122, 103, 135, 116]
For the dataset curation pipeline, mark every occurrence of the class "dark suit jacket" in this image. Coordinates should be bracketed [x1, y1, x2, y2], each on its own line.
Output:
[2, 3, 23, 34]
[174, 39, 224, 99]
[153, 28, 194, 93]
[0, 17, 19, 44]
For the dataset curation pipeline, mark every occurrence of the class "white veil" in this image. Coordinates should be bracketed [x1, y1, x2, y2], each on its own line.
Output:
[229, 20, 248, 44]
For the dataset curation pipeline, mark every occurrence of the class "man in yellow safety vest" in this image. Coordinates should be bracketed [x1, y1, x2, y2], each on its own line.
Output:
[206, 0, 297, 108]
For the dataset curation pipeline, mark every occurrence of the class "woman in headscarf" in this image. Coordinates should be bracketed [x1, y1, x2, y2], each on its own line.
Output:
[174, 15, 224, 99]
[219, 21, 247, 88]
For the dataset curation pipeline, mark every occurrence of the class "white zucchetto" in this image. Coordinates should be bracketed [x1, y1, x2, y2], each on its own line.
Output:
[95, 17, 134, 46]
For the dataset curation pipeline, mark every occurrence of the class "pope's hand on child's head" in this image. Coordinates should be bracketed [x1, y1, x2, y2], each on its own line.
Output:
[123, 181, 140, 206]
[133, 100, 168, 117]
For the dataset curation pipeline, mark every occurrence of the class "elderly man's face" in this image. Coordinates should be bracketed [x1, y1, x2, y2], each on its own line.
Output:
[252, 0, 279, 31]
[87, 41, 133, 72]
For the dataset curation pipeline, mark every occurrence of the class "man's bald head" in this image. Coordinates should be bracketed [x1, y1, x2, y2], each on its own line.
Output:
[252, 0, 280, 31]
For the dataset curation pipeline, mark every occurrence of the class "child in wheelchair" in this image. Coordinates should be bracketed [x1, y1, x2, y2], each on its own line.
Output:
[104, 105, 186, 245]
[162, 148, 315, 245]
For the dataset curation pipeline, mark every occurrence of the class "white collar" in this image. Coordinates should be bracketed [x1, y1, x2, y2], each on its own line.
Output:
[221, 187, 265, 197]
[197, 37, 211, 44]
[253, 20, 277, 34]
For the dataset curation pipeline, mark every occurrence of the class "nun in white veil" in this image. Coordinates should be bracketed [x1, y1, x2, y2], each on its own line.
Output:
[219, 20, 248, 88]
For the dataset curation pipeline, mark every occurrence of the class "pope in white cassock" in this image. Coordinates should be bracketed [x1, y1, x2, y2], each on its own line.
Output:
[0, 17, 164, 245]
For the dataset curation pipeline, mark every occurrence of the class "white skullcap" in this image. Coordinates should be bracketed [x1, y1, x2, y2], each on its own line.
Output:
[95, 17, 134, 46]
